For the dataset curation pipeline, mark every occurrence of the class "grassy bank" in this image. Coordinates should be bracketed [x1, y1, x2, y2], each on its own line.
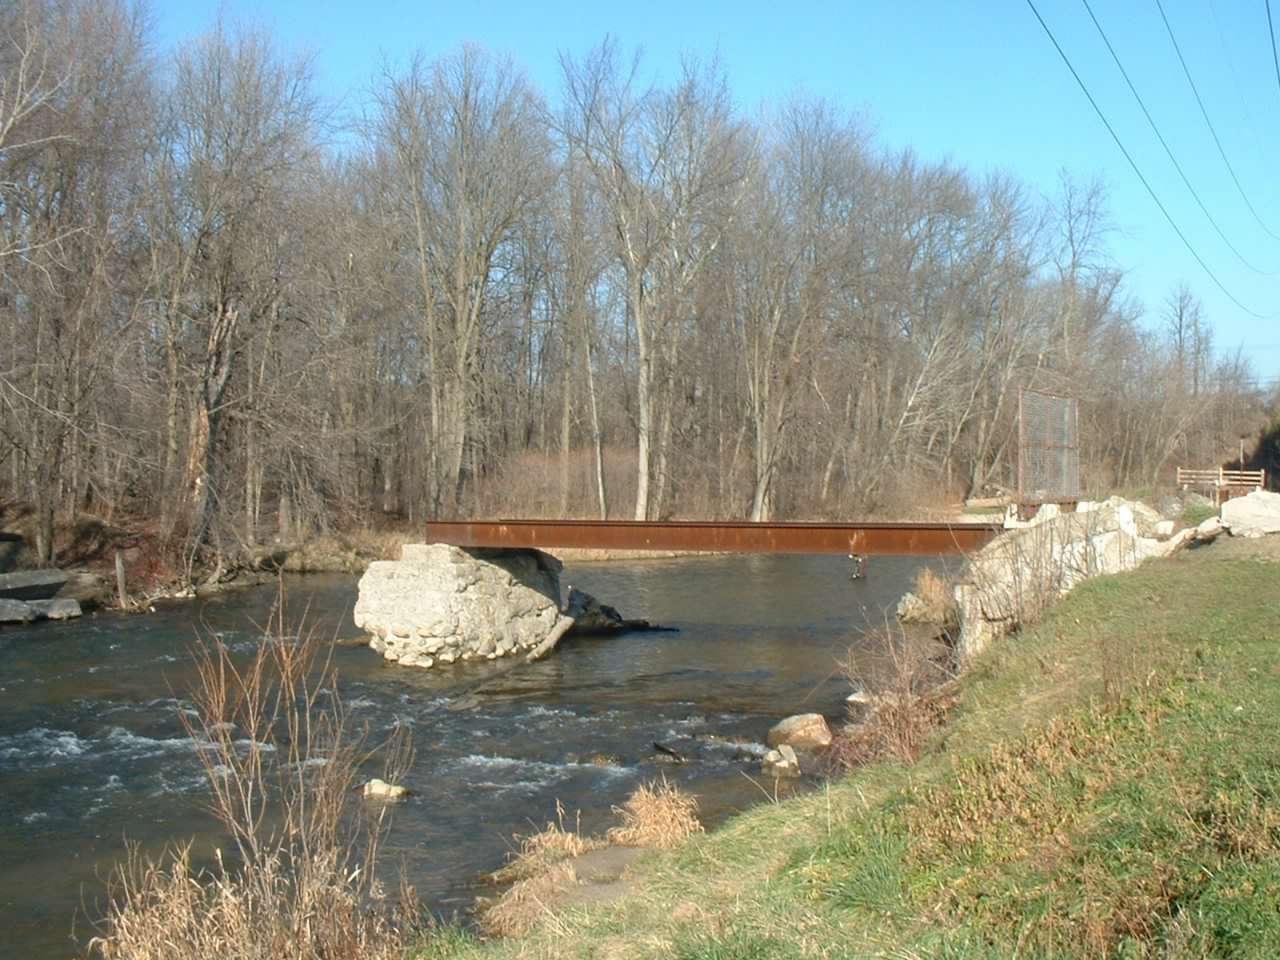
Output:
[421, 537, 1280, 959]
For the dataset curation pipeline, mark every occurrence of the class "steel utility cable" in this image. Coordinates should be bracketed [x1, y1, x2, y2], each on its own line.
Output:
[1024, 0, 1275, 320]
[1269, 0, 1280, 105]
[1155, 0, 1280, 242]
[1082, 0, 1274, 274]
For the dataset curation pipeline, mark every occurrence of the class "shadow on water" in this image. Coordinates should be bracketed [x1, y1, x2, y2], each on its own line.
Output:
[0, 553, 937, 958]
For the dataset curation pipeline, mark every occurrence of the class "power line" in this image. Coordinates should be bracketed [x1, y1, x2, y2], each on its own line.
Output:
[1208, 0, 1271, 180]
[1268, 0, 1280, 103]
[1155, 0, 1280, 242]
[1023, 0, 1275, 320]
[1081, 0, 1274, 275]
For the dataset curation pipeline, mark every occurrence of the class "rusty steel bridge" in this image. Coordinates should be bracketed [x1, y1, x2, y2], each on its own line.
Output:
[426, 519, 1001, 556]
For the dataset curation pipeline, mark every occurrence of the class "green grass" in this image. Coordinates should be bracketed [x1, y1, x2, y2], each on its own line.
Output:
[416, 546, 1280, 960]
[1181, 501, 1219, 526]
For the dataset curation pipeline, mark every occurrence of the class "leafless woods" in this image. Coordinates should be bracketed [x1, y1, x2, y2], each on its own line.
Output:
[0, 4, 1266, 572]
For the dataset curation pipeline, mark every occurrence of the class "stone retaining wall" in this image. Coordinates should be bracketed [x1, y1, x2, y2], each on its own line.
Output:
[954, 498, 1190, 663]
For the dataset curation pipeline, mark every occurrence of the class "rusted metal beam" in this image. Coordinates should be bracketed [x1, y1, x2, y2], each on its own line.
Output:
[425, 519, 1001, 556]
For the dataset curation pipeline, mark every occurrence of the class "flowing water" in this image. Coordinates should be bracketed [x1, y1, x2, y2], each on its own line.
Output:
[0, 553, 935, 958]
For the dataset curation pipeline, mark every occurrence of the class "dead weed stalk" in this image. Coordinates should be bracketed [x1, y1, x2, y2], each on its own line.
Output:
[89, 590, 422, 960]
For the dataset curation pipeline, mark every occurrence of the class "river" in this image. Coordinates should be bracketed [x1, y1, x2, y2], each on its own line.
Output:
[0, 552, 933, 958]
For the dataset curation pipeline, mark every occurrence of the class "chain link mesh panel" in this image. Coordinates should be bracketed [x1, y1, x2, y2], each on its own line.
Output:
[1018, 388, 1080, 504]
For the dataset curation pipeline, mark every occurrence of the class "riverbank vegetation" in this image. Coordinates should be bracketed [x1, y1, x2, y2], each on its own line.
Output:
[1, 0, 1274, 587]
[419, 537, 1280, 957]
[90, 605, 423, 959]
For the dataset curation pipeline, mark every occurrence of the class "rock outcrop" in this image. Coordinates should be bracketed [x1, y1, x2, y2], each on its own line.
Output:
[955, 499, 1187, 663]
[1222, 490, 1280, 538]
[354, 544, 564, 668]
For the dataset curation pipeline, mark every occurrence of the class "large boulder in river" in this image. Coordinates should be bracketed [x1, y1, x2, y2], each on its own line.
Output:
[1222, 490, 1280, 538]
[767, 713, 833, 751]
[354, 544, 564, 669]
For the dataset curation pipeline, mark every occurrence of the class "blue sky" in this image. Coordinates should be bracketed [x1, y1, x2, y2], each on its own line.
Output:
[153, 0, 1280, 381]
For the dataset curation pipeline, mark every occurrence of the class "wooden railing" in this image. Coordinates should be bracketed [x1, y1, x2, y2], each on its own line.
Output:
[1176, 467, 1266, 490]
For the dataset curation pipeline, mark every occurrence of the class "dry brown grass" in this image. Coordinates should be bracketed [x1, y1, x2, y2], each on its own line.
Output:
[910, 567, 957, 625]
[89, 590, 423, 960]
[477, 862, 578, 938]
[490, 802, 602, 884]
[606, 778, 704, 849]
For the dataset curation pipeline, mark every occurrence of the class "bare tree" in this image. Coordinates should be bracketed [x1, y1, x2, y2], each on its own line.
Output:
[559, 41, 748, 519]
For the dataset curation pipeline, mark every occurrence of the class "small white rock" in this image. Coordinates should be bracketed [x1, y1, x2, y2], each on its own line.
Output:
[362, 778, 409, 800]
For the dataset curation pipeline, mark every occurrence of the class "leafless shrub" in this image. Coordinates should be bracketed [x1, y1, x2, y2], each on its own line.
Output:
[833, 622, 957, 770]
[606, 777, 703, 849]
[89, 592, 423, 960]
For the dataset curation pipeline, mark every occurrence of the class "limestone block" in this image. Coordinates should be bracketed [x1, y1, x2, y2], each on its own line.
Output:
[1222, 490, 1280, 538]
[955, 498, 1181, 665]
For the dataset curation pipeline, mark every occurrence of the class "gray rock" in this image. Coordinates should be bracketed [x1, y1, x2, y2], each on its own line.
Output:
[1222, 490, 1280, 538]
[565, 586, 626, 631]
[0, 569, 68, 602]
[28, 598, 81, 620]
[1153, 520, 1175, 538]
[762, 744, 801, 778]
[0, 598, 35, 623]
[766, 713, 833, 751]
